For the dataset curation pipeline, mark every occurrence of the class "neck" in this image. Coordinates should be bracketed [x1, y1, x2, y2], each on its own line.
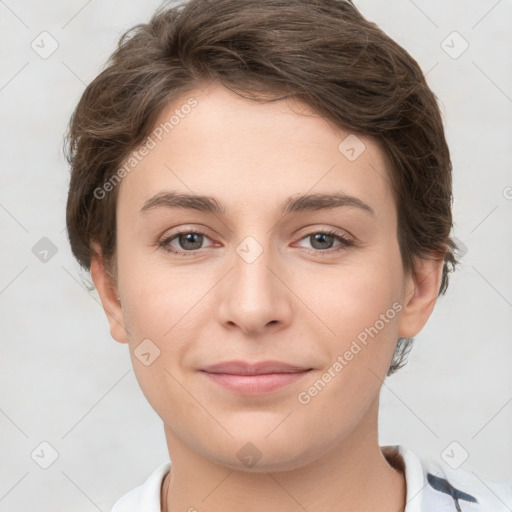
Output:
[161, 399, 406, 512]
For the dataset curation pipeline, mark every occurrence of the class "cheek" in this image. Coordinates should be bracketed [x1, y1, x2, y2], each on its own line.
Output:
[122, 276, 197, 423]
[122, 263, 212, 336]
[308, 246, 405, 387]
[118, 258, 208, 386]
[293, 272, 403, 437]
[116, 236, 182, 336]
[317, 260, 403, 340]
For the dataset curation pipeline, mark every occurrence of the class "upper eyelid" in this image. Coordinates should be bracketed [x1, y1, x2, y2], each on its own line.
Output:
[161, 225, 351, 238]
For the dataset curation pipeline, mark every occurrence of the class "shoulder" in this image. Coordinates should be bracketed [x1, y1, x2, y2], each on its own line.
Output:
[110, 461, 171, 512]
[392, 445, 512, 512]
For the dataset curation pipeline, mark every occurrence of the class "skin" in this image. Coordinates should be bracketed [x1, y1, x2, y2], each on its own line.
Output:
[91, 82, 444, 512]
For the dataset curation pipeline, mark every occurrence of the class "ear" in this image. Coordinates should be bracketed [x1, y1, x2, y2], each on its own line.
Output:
[90, 243, 129, 344]
[398, 254, 445, 339]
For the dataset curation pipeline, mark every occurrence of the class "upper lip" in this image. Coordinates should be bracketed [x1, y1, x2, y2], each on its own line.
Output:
[200, 360, 312, 375]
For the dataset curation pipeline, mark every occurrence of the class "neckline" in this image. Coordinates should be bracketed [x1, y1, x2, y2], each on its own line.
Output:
[382, 444, 406, 473]
[160, 469, 171, 512]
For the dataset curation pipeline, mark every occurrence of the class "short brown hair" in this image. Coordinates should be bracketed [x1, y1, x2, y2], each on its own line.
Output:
[64, 0, 459, 375]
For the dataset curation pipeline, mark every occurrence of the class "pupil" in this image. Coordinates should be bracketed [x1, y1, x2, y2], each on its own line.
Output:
[312, 233, 332, 249]
[180, 233, 202, 250]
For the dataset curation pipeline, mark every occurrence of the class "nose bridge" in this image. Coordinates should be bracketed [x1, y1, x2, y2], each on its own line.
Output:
[233, 231, 280, 303]
[215, 228, 291, 332]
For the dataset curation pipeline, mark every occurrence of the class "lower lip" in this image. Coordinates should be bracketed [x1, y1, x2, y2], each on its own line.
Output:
[201, 370, 311, 395]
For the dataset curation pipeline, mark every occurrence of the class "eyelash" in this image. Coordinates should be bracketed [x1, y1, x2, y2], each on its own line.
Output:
[158, 228, 354, 257]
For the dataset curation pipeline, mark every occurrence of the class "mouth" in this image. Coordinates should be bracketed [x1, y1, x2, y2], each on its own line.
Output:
[199, 360, 313, 395]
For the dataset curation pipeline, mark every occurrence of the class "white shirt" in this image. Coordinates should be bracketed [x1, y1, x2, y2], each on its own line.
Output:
[110, 444, 512, 512]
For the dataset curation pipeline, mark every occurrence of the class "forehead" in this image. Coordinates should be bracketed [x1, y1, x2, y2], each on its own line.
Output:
[117, 82, 395, 222]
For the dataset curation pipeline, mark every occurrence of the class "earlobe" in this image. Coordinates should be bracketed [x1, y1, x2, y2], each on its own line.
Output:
[398, 254, 444, 339]
[89, 243, 129, 344]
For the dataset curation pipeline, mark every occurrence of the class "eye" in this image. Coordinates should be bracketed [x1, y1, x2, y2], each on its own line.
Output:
[295, 229, 354, 254]
[158, 229, 215, 255]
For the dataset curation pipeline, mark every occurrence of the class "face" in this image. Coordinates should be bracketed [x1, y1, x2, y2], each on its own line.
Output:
[93, 82, 439, 473]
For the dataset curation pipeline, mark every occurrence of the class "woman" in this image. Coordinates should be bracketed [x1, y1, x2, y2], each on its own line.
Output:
[64, 1, 512, 510]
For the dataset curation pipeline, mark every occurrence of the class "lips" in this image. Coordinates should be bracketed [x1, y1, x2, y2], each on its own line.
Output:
[199, 360, 312, 395]
[200, 360, 312, 375]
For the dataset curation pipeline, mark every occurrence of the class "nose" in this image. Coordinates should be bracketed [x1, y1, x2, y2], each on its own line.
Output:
[215, 235, 293, 336]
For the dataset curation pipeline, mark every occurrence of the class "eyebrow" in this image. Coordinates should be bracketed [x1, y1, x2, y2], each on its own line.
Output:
[140, 190, 375, 217]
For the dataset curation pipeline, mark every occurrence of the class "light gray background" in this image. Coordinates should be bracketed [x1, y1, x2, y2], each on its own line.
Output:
[1, 1, 511, 511]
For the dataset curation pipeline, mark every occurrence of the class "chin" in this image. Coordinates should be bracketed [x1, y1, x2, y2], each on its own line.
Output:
[200, 431, 326, 474]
